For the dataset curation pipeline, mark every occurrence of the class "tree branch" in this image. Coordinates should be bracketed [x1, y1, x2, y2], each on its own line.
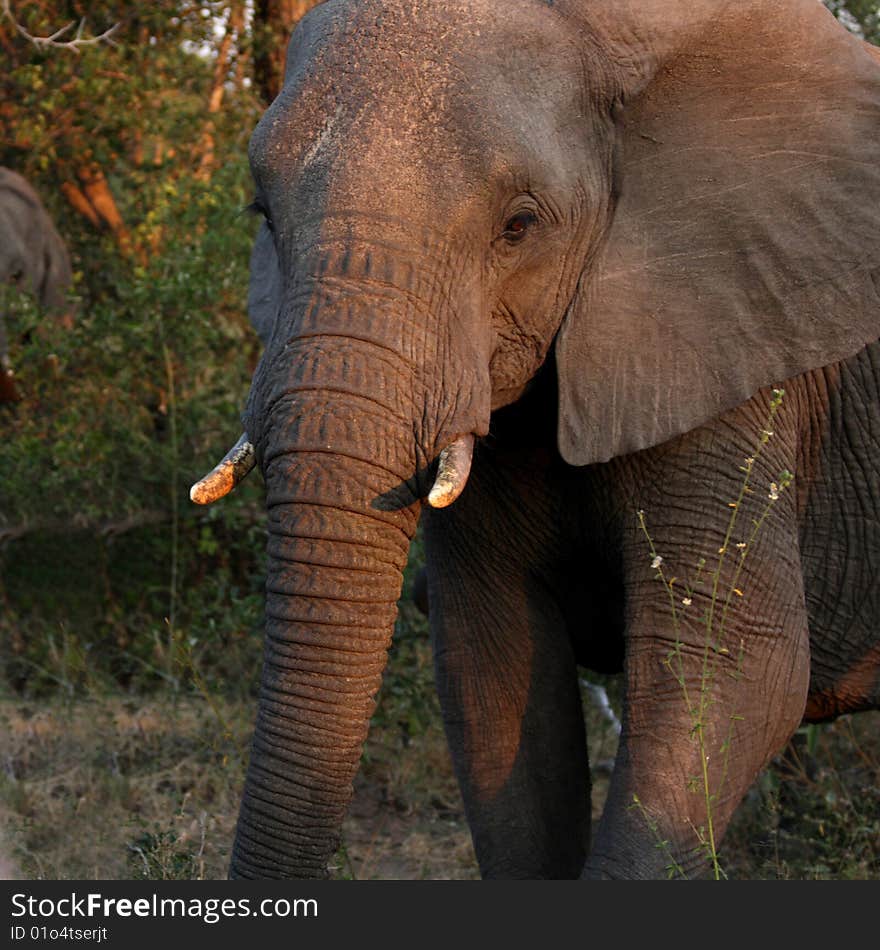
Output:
[0, 505, 264, 546]
[1, 1, 120, 52]
[0, 511, 170, 546]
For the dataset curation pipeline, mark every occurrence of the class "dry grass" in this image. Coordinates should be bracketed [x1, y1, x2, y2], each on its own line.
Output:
[0, 694, 479, 880]
[0, 688, 876, 880]
[0, 697, 248, 880]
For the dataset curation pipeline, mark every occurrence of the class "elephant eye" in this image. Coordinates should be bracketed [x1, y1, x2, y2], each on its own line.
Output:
[246, 196, 274, 233]
[502, 211, 537, 243]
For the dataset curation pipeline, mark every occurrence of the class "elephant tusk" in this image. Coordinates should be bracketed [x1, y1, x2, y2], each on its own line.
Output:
[427, 434, 474, 509]
[190, 433, 256, 505]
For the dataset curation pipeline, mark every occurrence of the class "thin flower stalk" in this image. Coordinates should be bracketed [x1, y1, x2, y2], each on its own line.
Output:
[636, 389, 788, 881]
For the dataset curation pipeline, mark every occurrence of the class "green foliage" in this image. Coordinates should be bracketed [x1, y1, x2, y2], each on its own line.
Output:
[0, 3, 268, 699]
[826, 1, 880, 45]
[2, 4, 258, 265]
[0, 162, 268, 692]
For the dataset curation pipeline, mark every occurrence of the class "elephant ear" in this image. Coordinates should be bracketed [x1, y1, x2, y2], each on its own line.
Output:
[0, 167, 72, 316]
[556, 0, 880, 465]
[247, 222, 282, 346]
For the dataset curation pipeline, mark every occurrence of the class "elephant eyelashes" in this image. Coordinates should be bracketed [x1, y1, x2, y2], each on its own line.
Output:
[502, 210, 537, 243]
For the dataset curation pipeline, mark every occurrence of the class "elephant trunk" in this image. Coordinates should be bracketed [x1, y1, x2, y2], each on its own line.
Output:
[231, 497, 412, 877]
[225, 241, 490, 876]
[229, 346, 428, 877]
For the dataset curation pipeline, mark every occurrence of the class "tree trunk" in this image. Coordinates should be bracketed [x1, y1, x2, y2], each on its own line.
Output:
[253, 0, 321, 105]
[196, 2, 247, 182]
[62, 164, 133, 257]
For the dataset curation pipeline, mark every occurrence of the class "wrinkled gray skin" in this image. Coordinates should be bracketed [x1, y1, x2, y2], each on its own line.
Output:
[225, 0, 880, 878]
[0, 167, 73, 401]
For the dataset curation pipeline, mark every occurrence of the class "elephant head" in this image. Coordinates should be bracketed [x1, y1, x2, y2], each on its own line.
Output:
[193, 0, 880, 878]
[0, 167, 74, 402]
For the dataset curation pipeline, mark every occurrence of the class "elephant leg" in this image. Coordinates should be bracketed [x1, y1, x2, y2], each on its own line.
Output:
[585, 413, 811, 878]
[423, 453, 590, 879]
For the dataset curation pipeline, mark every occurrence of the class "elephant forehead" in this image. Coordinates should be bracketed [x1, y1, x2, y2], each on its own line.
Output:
[297, 0, 569, 74]
[249, 0, 585, 199]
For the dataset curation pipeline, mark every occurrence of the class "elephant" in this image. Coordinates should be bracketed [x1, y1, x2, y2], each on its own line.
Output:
[0, 167, 74, 402]
[192, 0, 880, 878]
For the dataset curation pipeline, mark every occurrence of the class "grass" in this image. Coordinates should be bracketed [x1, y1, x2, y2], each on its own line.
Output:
[0, 696, 247, 880]
[2, 667, 875, 879]
[724, 716, 880, 879]
[0, 690, 478, 881]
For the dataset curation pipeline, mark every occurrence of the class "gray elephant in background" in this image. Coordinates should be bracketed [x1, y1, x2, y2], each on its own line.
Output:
[192, 0, 880, 878]
[0, 167, 74, 402]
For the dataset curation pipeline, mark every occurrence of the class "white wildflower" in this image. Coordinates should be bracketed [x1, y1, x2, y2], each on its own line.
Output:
[768, 483, 779, 501]
[682, 597, 692, 607]
[651, 555, 663, 570]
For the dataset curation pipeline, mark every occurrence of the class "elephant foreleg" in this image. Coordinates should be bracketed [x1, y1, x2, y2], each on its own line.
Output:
[585, 424, 811, 878]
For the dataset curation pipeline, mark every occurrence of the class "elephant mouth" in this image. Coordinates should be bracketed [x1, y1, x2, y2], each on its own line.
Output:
[190, 430, 476, 509]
